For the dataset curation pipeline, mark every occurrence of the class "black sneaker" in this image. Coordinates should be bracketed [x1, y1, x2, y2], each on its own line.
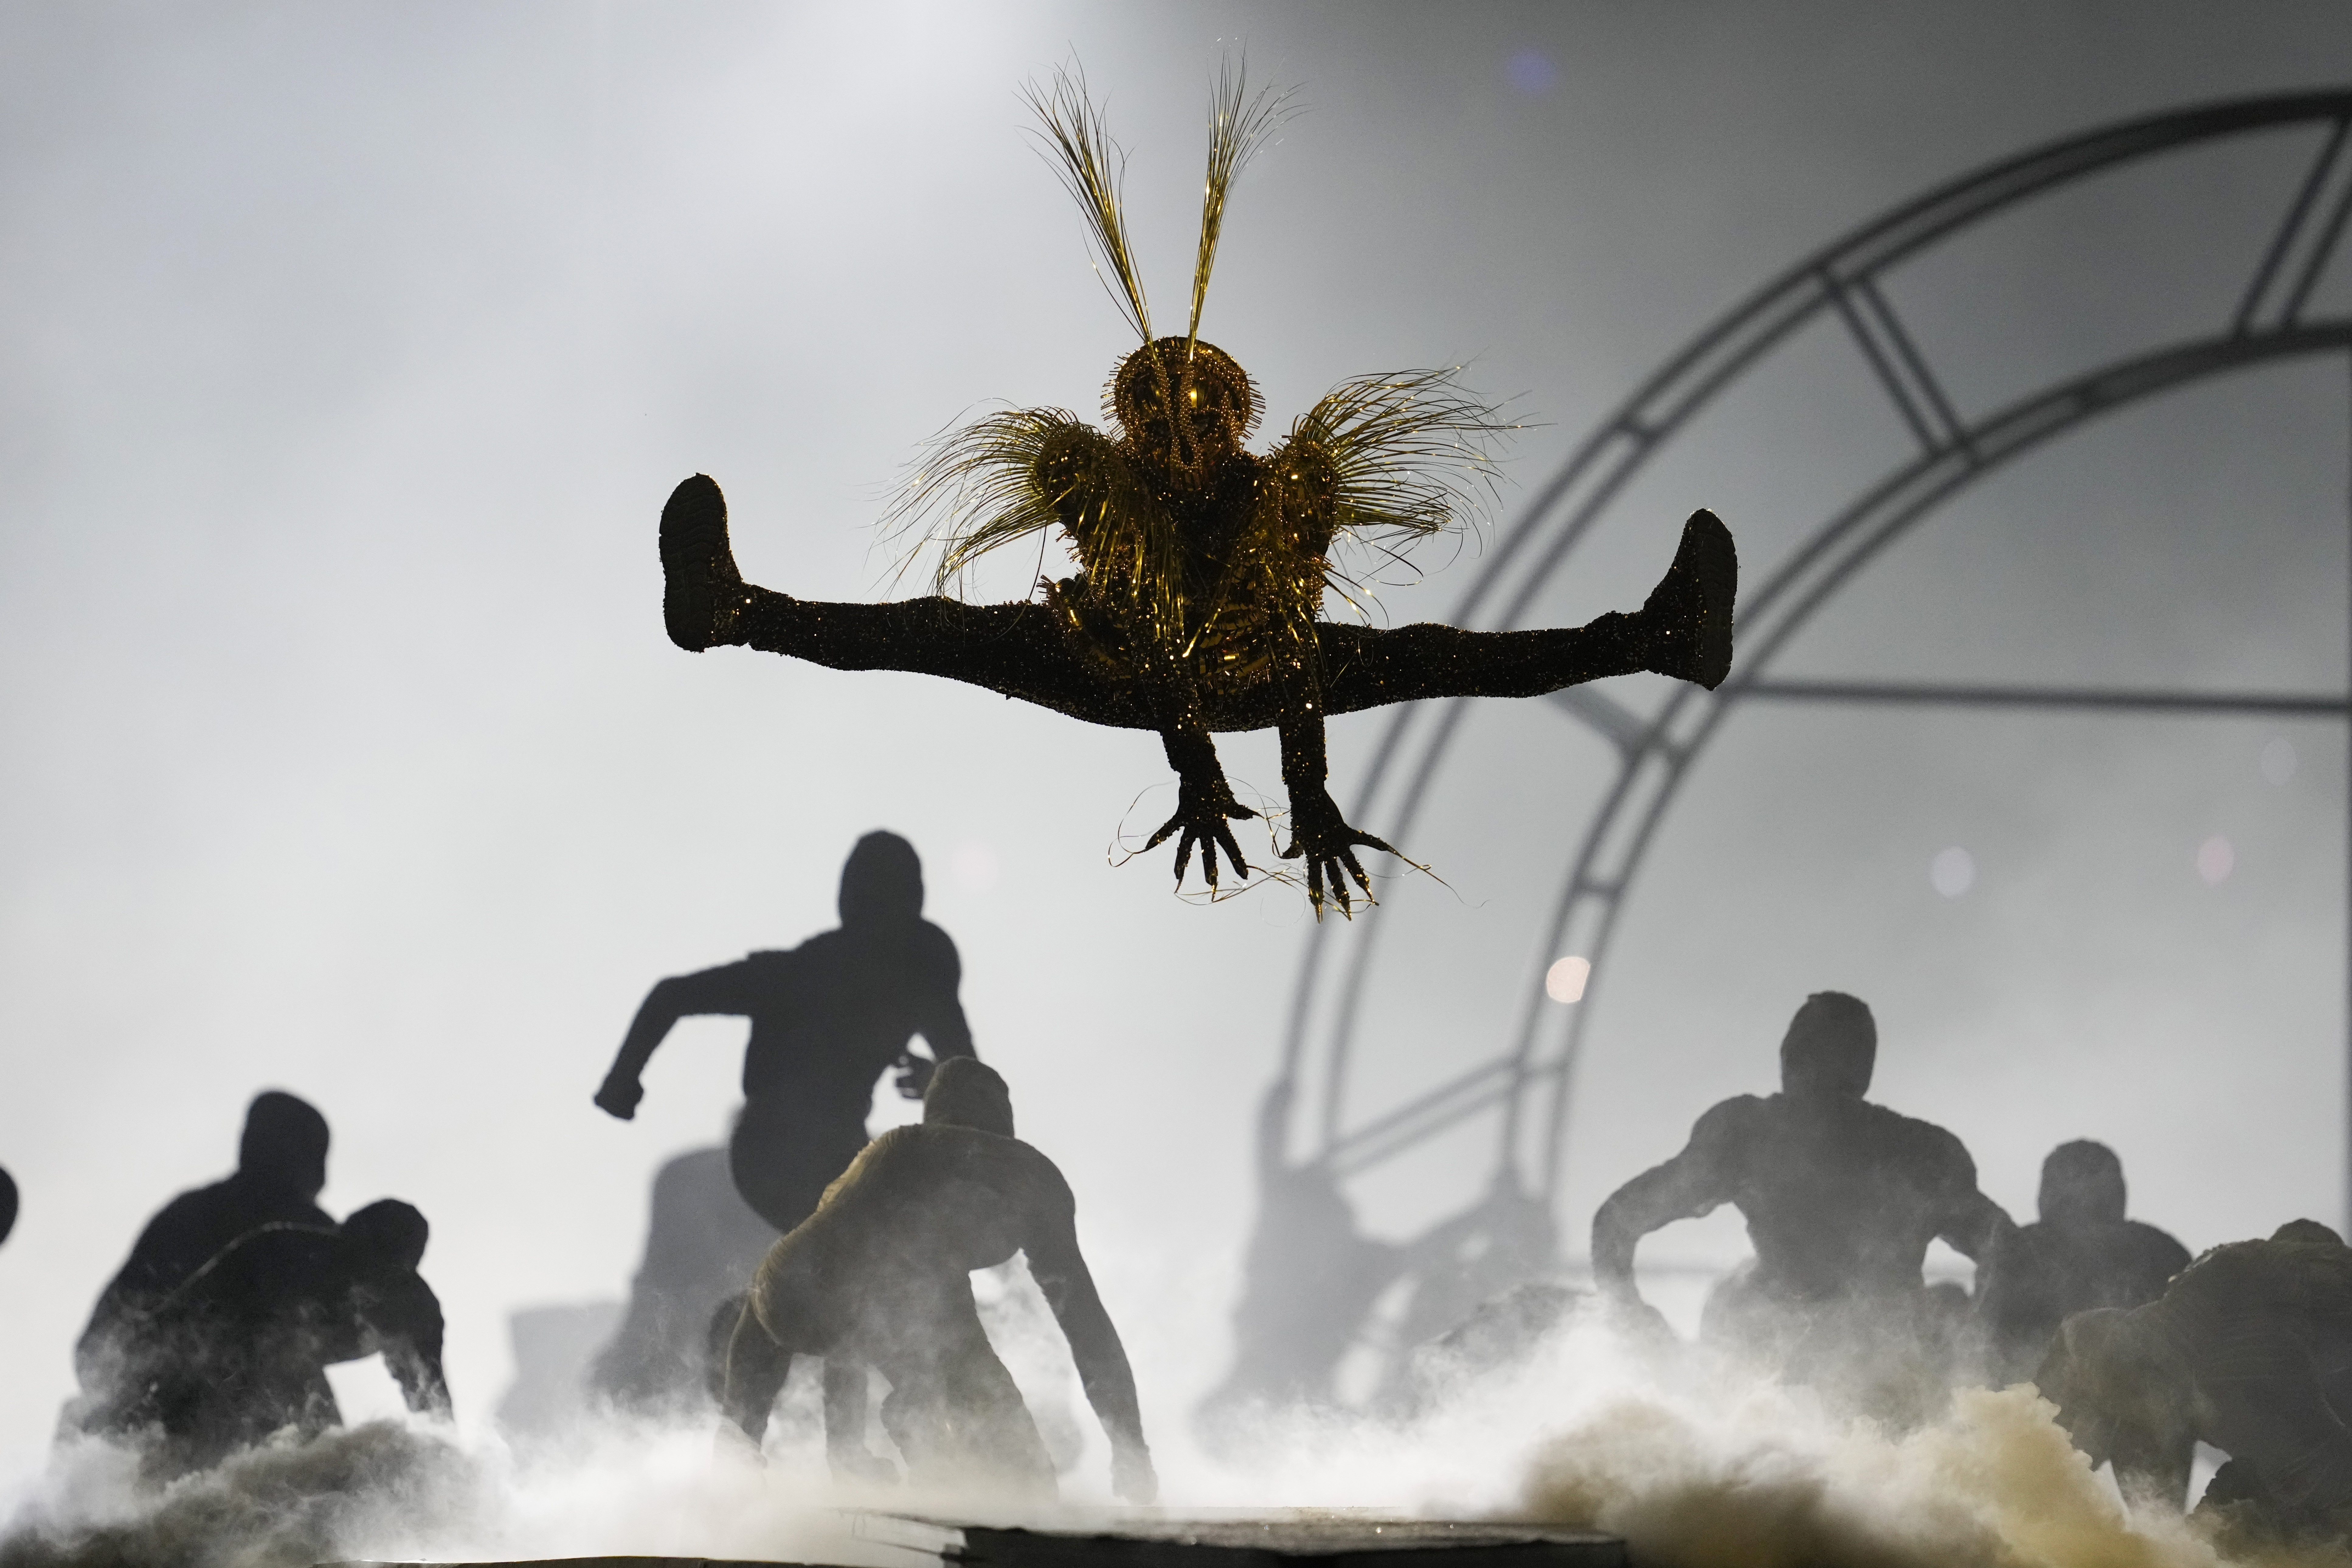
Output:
[659, 474, 745, 651]
[1639, 508, 1736, 690]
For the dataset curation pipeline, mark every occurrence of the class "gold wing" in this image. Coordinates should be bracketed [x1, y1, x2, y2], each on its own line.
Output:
[1267, 366, 1513, 620]
[888, 410, 1188, 646]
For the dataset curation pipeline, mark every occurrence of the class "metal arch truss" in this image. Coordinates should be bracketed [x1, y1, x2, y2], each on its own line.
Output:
[1283, 90, 2352, 1214]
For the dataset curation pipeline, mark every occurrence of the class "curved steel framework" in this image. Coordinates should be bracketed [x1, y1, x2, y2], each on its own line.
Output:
[1282, 91, 2352, 1225]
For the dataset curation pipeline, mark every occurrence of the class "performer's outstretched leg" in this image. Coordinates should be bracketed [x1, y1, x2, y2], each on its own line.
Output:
[1317, 510, 1735, 714]
[659, 474, 1146, 729]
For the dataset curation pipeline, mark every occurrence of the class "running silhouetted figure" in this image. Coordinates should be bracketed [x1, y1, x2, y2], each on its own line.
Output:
[1977, 1139, 2190, 1385]
[720, 1059, 1155, 1504]
[594, 832, 974, 1230]
[1591, 992, 2012, 1420]
[2037, 1220, 2352, 1538]
[72, 1200, 449, 1473]
[73, 1091, 334, 1398]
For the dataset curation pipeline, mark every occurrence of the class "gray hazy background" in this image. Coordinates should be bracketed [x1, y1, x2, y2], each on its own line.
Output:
[2, 0, 2349, 1483]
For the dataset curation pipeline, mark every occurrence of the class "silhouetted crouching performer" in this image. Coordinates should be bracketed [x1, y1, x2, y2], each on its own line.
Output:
[721, 1060, 1155, 1503]
[654, 70, 1738, 917]
[596, 833, 973, 1463]
[1591, 992, 2012, 1423]
[1977, 1139, 2190, 1386]
[588, 1131, 779, 1416]
[75, 1200, 449, 1473]
[1195, 1080, 1405, 1441]
[72, 1091, 334, 1410]
[2037, 1220, 2352, 1540]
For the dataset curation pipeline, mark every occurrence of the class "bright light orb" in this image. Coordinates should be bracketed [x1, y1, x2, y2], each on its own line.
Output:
[1930, 846, 1975, 898]
[2197, 835, 2234, 884]
[1545, 955, 1591, 1004]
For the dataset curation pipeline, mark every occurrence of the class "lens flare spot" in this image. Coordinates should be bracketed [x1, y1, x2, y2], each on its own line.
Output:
[2261, 737, 2298, 785]
[1545, 955, 1591, 1003]
[2197, 835, 2234, 884]
[1930, 847, 1974, 898]
[1506, 49, 1559, 95]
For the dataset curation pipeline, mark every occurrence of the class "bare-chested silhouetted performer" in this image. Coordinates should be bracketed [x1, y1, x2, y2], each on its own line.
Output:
[587, 1124, 778, 1414]
[72, 1200, 448, 1473]
[1591, 993, 2012, 1420]
[595, 831, 973, 1463]
[2037, 1220, 2352, 1537]
[73, 1091, 333, 1397]
[1977, 1139, 2190, 1385]
[721, 1059, 1155, 1504]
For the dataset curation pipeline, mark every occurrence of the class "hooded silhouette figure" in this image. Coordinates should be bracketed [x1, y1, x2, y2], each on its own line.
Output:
[73, 1091, 334, 1396]
[720, 1059, 1154, 1504]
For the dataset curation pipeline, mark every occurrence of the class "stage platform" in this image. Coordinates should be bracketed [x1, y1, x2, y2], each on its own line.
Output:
[327, 1508, 1626, 1568]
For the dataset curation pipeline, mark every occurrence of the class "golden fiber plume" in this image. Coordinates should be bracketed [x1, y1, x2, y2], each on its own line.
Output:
[1187, 59, 1293, 357]
[1024, 65, 1153, 344]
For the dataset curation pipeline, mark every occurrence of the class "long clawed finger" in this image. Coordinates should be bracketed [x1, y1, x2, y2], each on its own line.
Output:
[1171, 832, 1195, 885]
[1327, 857, 1357, 917]
[1213, 821, 1250, 883]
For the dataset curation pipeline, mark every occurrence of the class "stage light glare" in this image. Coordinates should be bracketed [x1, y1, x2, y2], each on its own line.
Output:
[1930, 846, 1975, 898]
[1545, 955, 1591, 1003]
[2261, 738, 2298, 785]
[2197, 835, 2234, 884]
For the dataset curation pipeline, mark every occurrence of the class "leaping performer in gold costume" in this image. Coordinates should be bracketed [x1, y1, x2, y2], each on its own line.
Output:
[658, 65, 1738, 916]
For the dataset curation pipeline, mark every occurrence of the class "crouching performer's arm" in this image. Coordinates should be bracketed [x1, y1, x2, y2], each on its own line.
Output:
[376, 1288, 453, 1422]
[343, 1200, 454, 1421]
[1590, 1101, 1743, 1336]
[1025, 1185, 1157, 1504]
[717, 1285, 800, 1454]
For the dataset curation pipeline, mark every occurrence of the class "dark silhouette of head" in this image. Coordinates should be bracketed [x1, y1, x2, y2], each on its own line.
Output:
[925, 1058, 1015, 1138]
[838, 831, 925, 928]
[238, 1091, 329, 1199]
[2274, 1218, 2346, 1247]
[1778, 992, 1876, 1100]
[0, 1165, 16, 1248]
[341, 1199, 429, 1273]
[2039, 1140, 2127, 1228]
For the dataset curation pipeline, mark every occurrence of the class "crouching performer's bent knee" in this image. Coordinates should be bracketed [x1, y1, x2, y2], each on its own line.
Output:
[718, 1058, 1156, 1503]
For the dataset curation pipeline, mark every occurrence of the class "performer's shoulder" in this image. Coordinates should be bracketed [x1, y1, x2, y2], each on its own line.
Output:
[2124, 1220, 2193, 1270]
[913, 919, 962, 965]
[1859, 1100, 1974, 1162]
[1693, 1093, 1771, 1138]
